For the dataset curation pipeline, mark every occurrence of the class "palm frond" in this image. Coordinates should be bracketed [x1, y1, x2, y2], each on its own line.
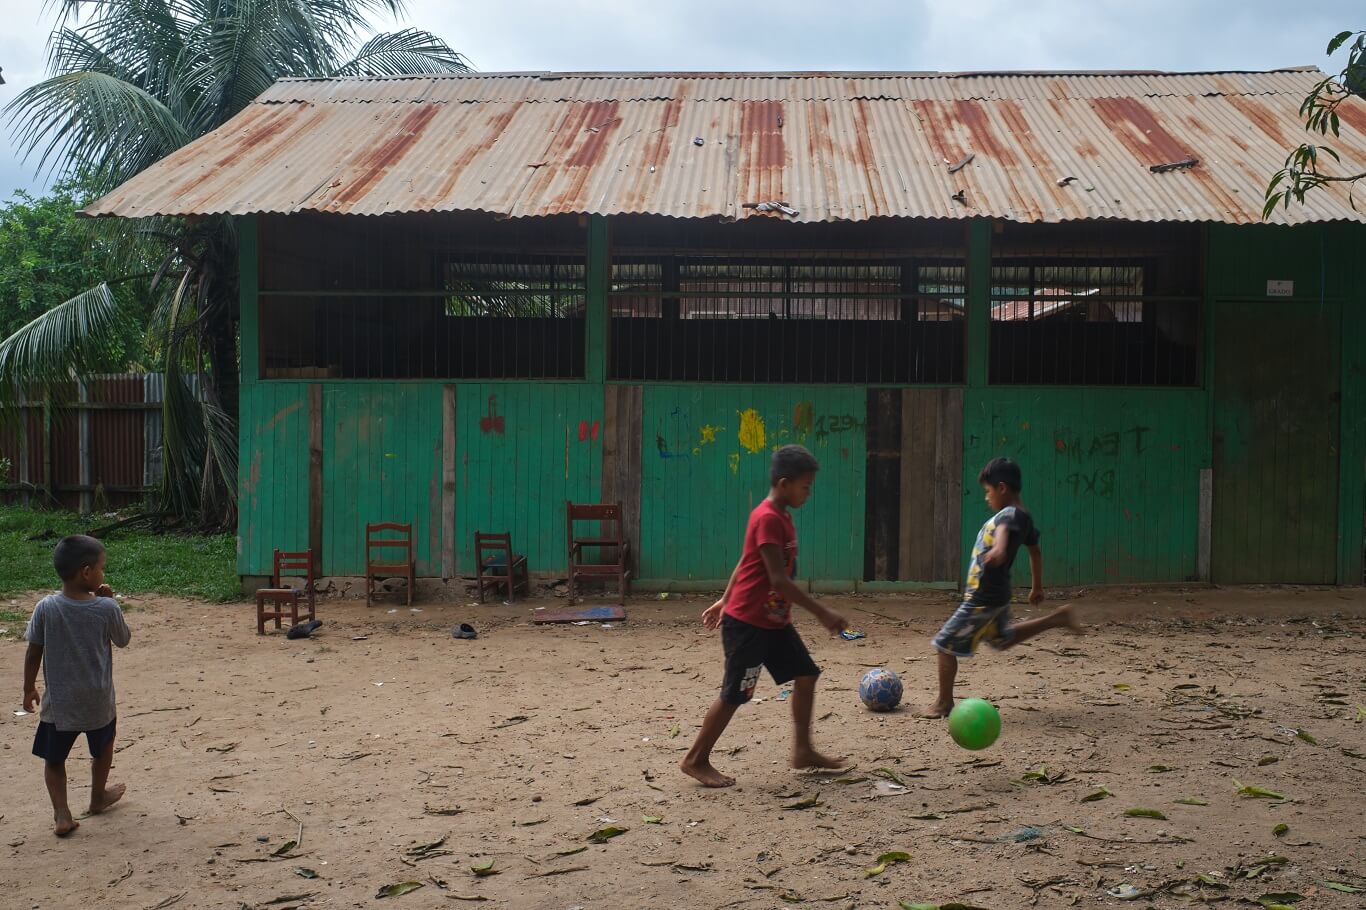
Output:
[5, 71, 191, 187]
[0, 283, 123, 407]
[331, 28, 471, 77]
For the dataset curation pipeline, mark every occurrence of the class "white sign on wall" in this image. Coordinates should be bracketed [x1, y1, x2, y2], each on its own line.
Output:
[1266, 279, 1294, 297]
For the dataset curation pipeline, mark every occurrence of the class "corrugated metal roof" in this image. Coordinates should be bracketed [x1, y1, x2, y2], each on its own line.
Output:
[83, 68, 1366, 224]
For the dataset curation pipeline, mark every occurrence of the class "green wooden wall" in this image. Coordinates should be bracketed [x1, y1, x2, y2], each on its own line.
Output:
[452, 383, 603, 574]
[235, 215, 1366, 588]
[321, 384, 443, 576]
[237, 381, 310, 573]
[961, 389, 1207, 586]
[636, 385, 867, 584]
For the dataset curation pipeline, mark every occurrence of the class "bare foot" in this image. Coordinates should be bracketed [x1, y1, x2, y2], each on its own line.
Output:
[89, 782, 126, 814]
[919, 701, 953, 718]
[679, 758, 736, 788]
[1057, 603, 1083, 635]
[791, 747, 847, 770]
[54, 810, 79, 837]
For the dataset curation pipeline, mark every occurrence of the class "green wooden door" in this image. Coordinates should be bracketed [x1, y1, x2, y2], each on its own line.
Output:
[1213, 301, 1340, 583]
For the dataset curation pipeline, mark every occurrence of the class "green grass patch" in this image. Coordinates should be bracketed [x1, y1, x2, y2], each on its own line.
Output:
[0, 505, 239, 602]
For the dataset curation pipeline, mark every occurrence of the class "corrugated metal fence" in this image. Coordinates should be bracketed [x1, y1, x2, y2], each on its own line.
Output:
[0, 374, 196, 513]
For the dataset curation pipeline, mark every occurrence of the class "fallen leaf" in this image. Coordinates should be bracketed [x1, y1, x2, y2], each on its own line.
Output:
[1146, 765, 1175, 773]
[444, 895, 488, 902]
[1113, 683, 1132, 691]
[261, 896, 316, 907]
[1081, 787, 1113, 802]
[909, 812, 947, 820]
[832, 775, 868, 785]
[376, 881, 424, 899]
[1355, 704, 1365, 723]
[406, 835, 449, 857]
[1175, 797, 1209, 806]
[872, 768, 907, 786]
[470, 859, 498, 877]
[534, 866, 587, 878]
[1124, 807, 1167, 820]
[1272, 823, 1289, 837]
[1107, 883, 1150, 901]
[643, 815, 663, 824]
[1257, 755, 1279, 766]
[783, 794, 822, 811]
[1234, 780, 1287, 800]
[1294, 729, 1318, 745]
[865, 851, 911, 877]
[271, 840, 297, 857]
[1321, 881, 1365, 893]
[588, 825, 628, 843]
[1344, 748, 1366, 759]
[555, 846, 588, 857]
[668, 725, 680, 738]
[572, 795, 601, 807]
[1254, 892, 1304, 907]
[492, 715, 529, 729]
[294, 868, 318, 879]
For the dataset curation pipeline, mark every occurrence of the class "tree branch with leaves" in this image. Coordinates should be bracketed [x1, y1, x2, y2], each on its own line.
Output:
[1265, 29, 1366, 217]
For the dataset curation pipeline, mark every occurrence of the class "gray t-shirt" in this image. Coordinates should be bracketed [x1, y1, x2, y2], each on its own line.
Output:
[24, 593, 131, 732]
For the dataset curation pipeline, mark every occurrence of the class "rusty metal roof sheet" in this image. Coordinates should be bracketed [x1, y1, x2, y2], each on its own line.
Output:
[84, 68, 1366, 224]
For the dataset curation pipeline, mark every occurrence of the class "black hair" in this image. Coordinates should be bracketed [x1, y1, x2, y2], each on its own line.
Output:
[53, 535, 105, 582]
[771, 444, 820, 485]
[978, 457, 1022, 492]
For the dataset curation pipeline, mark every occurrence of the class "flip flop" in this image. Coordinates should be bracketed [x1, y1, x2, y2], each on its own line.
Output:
[286, 619, 323, 640]
[451, 623, 478, 640]
[839, 628, 866, 641]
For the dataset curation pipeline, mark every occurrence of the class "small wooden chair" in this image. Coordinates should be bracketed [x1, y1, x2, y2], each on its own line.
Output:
[273, 548, 316, 620]
[474, 532, 530, 603]
[365, 522, 415, 607]
[566, 501, 631, 604]
[256, 588, 299, 635]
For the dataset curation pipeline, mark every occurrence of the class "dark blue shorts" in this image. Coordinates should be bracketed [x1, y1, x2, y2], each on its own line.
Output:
[932, 602, 1014, 658]
[32, 718, 117, 765]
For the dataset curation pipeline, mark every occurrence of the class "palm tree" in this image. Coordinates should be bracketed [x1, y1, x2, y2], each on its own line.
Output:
[1, 0, 468, 527]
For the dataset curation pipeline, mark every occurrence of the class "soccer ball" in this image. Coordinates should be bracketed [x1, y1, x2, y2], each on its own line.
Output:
[858, 668, 903, 712]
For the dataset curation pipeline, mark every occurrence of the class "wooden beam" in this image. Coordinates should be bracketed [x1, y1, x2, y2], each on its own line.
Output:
[78, 378, 92, 514]
[442, 384, 457, 580]
[966, 219, 992, 388]
[308, 385, 323, 575]
[585, 215, 609, 384]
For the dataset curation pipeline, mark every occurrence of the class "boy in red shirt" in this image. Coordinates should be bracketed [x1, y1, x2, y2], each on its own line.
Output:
[680, 445, 848, 788]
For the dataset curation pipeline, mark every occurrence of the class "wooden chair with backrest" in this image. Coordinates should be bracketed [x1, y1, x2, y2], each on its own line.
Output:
[566, 501, 630, 604]
[474, 532, 530, 603]
[365, 522, 415, 607]
[256, 547, 316, 635]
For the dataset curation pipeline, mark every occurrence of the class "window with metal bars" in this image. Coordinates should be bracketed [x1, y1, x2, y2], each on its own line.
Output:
[989, 223, 1201, 386]
[257, 213, 586, 380]
[608, 217, 966, 383]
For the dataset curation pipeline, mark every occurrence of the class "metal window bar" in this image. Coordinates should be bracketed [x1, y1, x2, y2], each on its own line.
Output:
[987, 226, 1201, 387]
[608, 252, 965, 384]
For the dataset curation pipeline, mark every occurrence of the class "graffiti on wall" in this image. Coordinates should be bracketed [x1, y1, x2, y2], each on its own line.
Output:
[1054, 425, 1152, 500]
[653, 399, 857, 476]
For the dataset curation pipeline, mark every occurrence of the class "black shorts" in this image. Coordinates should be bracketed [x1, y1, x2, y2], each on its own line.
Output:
[720, 615, 820, 705]
[32, 718, 117, 765]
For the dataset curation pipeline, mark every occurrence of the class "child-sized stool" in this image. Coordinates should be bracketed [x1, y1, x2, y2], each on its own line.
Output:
[256, 588, 301, 635]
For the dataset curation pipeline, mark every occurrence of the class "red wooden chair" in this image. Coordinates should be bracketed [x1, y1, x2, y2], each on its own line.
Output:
[566, 501, 630, 604]
[365, 522, 415, 607]
[474, 532, 530, 603]
[256, 548, 316, 634]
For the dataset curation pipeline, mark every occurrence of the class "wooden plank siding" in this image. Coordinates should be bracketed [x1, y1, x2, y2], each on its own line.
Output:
[635, 385, 867, 585]
[451, 383, 603, 575]
[961, 389, 1206, 586]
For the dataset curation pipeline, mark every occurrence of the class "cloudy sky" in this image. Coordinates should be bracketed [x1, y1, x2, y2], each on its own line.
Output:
[0, 0, 1349, 201]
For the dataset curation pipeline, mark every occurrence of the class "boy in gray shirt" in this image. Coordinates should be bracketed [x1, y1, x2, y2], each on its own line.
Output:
[23, 535, 131, 836]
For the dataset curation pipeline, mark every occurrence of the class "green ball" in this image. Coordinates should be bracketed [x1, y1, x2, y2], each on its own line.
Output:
[948, 698, 1001, 750]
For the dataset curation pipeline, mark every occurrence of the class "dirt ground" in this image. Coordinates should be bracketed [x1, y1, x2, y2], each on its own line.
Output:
[1, 585, 1364, 910]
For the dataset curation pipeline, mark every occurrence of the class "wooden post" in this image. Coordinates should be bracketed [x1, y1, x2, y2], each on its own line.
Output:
[441, 384, 456, 580]
[1198, 467, 1213, 582]
[308, 385, 323, 575]
[585, 215, 609, 385]
[965, 219, 992, 388]
[78, 378, 92, 514]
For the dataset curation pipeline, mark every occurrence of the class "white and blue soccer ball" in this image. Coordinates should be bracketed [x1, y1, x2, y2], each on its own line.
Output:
[858, 668, 903, 712]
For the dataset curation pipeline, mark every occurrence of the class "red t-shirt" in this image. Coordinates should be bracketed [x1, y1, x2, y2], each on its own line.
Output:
[724, 499, 797, 629]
